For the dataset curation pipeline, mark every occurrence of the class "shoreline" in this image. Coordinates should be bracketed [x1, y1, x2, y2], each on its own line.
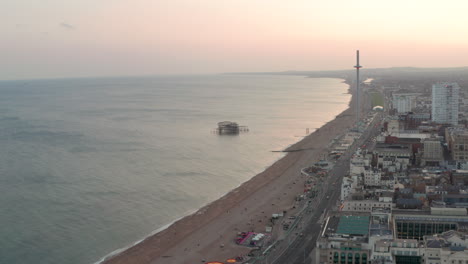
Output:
[102, 78, 357, 264]
[94, 211, 196, 264]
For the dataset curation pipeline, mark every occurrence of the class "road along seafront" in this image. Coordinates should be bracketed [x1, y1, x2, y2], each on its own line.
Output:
[260, 110, 383, 264]
[102, 79, 363, 264]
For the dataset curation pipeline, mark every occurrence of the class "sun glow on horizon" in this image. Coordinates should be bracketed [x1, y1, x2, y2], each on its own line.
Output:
[2, 0, 468, 79]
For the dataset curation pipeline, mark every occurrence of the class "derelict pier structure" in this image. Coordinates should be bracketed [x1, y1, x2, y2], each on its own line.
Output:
[214, 121, 249, 135]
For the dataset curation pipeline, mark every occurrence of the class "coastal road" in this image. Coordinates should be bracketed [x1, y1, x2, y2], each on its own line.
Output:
[267, 113, 383, 264]
[271, 149, 352, 264]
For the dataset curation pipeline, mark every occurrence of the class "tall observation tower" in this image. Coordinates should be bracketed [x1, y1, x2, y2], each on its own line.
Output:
[354, 50, 362, 124]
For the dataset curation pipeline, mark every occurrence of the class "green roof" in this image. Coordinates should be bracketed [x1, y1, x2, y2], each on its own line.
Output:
[336, 216, 370, 235]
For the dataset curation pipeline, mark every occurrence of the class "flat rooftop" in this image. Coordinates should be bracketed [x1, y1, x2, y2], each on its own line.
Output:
[370, 224, 392, 237]
[336, 216, 370, 236]
[395, 133, 431, 139]
[393, 211, 468, 229]
[324, 216, 341, 236]
[375, 144, 412, 154]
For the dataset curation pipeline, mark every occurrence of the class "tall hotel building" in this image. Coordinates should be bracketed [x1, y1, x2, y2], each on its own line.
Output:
[431, 82, 460, 125]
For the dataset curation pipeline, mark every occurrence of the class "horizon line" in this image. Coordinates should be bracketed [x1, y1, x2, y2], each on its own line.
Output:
[2, 65, 468, 82]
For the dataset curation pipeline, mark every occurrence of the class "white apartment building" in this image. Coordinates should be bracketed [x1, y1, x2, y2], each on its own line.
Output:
[364, 169, 381, 187]
[341, 177, 356, 201]
[432, 82, 460, 125]
[392, 93, 419, 113]
[422, 231, 468, 264]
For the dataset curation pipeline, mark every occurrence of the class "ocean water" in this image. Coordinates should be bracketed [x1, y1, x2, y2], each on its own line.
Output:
[0, 75, 350, 264]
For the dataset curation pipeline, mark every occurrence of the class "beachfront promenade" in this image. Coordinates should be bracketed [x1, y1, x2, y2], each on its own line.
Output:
[260, 112, 383, 264]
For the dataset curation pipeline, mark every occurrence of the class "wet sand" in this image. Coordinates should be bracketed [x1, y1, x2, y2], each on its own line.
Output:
[103, 80, 359, 264]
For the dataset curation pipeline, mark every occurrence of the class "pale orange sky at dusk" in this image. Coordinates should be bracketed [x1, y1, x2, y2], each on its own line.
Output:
[2, 0, 468, 80]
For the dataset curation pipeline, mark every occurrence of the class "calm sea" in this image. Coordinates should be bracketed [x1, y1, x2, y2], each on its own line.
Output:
[0, 75, 350, 264]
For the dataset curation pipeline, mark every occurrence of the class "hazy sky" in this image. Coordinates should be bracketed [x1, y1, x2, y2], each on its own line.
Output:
[3, 0, 468, 80]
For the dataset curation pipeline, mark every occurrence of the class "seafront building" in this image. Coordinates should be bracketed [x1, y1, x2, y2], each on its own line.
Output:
[316, 213, 373, 264]
[341, 177, 356, 201]
[342, 199, 393, 212]
[432, 82, 460, 125]
[317, 206, 468, 264]
[392, 208, 468, 240]
[320, 99, 468, 264]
